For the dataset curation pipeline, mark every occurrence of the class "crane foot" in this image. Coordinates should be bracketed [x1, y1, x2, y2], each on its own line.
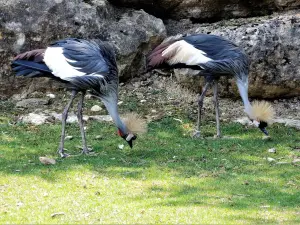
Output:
[58, 149, 70, 158]
[192, 130, 201, 138]
[80, 147, 95, 155]
[214, 134, 222, 139]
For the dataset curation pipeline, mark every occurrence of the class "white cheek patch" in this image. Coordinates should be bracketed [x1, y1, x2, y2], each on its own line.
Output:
[253, 120, 259, 127]
[126, 133, 135, 141]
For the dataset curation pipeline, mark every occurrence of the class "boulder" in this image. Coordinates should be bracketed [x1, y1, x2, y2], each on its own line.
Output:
[0, 0, 166, 98]
[164, 11, 300, 98]
[108, 0, 300, 21]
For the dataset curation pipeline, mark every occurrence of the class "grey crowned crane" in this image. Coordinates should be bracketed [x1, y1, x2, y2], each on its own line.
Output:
[11, 38, 146, 157]
[147, 34, 274, 137]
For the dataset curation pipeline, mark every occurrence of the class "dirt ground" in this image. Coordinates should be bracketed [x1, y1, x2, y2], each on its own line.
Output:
[4, 71, 300, 127]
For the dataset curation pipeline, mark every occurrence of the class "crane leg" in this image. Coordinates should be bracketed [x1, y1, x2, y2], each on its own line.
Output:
[77, 91, 91, 155]
[193, 81, 212, 138]
[213, 81, 222, 138]
[58, 90, 77, 158]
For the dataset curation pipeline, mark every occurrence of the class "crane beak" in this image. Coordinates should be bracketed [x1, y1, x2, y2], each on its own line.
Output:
[124, 133, 136, 149]
[259, 127, 269, 136]
[127, 139, 133, 148]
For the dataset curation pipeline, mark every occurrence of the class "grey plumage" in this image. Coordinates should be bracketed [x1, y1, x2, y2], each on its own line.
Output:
[11, 38, 137, 157]
[148, 33, 270, 137]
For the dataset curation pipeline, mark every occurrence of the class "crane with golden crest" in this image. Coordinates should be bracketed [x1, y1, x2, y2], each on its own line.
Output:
[11, 38, 147, 157]
[148, 34, 274, 137]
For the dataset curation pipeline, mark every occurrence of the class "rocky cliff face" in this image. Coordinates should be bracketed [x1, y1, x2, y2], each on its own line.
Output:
[0, 0, 299, 99]
[108, 0, 300, 21]
[0, 0, 165, 98]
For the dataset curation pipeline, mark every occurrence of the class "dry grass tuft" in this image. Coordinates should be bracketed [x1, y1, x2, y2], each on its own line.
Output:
[164, 80, 197, 105]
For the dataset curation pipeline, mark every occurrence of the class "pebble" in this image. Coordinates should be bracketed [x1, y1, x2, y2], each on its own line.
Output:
[262, 136, 272, 140]
[65, 136, 73, 140]
[91, 105, 102, 112]
[46, 93, 55, 99]
[267, 157, 276, 162]
[268, 148, 276, 153]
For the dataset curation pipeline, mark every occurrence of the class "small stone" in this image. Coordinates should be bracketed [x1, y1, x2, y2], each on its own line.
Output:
[262, 136, 272, 140]
[267, 157, 276, 162]
[65, 136, 73, 140]
[151, 109, 157, 113]
[275, 162, 289, 165]
[140, 100, 146, 103]
[95, 135, 103, 140]
[268, 148, 276, 153]
[88, 115, 112, 122]
[39, 157, 56, 165]
[46, 93, 56, 99]
[17, 202, 24, 207]
[90, 105, 102, 112]
[292, 159, 300, 164]
[133, 82, 141, 88]
[20, 113, 49, 125]
[118, 101, 123, 105]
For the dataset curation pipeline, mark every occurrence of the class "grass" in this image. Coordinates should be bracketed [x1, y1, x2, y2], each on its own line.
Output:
[1, 115, 300, 224]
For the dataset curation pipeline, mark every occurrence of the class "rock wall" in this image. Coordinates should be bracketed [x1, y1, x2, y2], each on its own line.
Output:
[108, 0, 300, 21]
[0, 0, 299, 100]
[0, 0, 166, 98]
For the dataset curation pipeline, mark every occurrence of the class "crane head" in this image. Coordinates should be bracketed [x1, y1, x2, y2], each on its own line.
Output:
[118, 113, 147, 148]
[117, 129, 137, 148]
[248, 101, 275, 136]
[251, 120, 269, 135]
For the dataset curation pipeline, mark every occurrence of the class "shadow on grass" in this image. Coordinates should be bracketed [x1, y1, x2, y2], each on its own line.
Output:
[1, 117, 300, 219]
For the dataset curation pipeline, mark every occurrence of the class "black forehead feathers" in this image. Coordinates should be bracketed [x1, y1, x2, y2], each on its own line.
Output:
[259, 121, 268, 129]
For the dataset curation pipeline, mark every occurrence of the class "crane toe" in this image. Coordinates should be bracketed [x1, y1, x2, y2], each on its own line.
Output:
[192, 130, 202, 138]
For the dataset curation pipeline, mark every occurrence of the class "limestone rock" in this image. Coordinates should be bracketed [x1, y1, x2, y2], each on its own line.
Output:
[0, 0, 166, 98]
[20, 113, 49, 125]
[90, 105, 102, 112]
[108, 0, 300, 21]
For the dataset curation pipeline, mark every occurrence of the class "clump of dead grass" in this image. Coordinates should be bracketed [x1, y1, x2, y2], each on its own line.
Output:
[164, 79, 197, 106]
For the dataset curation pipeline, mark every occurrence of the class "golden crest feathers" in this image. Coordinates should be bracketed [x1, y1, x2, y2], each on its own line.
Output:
[249, 100, 275, 124]
[122, 113, 147, 134]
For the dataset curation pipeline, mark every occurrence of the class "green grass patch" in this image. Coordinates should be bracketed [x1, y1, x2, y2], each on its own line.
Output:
[0, 116, 300, 224]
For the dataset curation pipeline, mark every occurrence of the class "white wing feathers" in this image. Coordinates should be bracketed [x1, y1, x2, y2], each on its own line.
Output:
[162, 40, 212, 65]
[44, 47, 86, 81]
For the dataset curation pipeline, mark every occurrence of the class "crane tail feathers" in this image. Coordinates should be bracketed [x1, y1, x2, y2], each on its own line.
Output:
[147, 40, 176, 69]
[14, 49, 45, 62]
[11, 60, 52, 77]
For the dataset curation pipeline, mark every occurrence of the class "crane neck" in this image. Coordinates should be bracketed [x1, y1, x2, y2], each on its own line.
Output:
[236, 79, 251, 116]
[101, 95, 128, 134]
